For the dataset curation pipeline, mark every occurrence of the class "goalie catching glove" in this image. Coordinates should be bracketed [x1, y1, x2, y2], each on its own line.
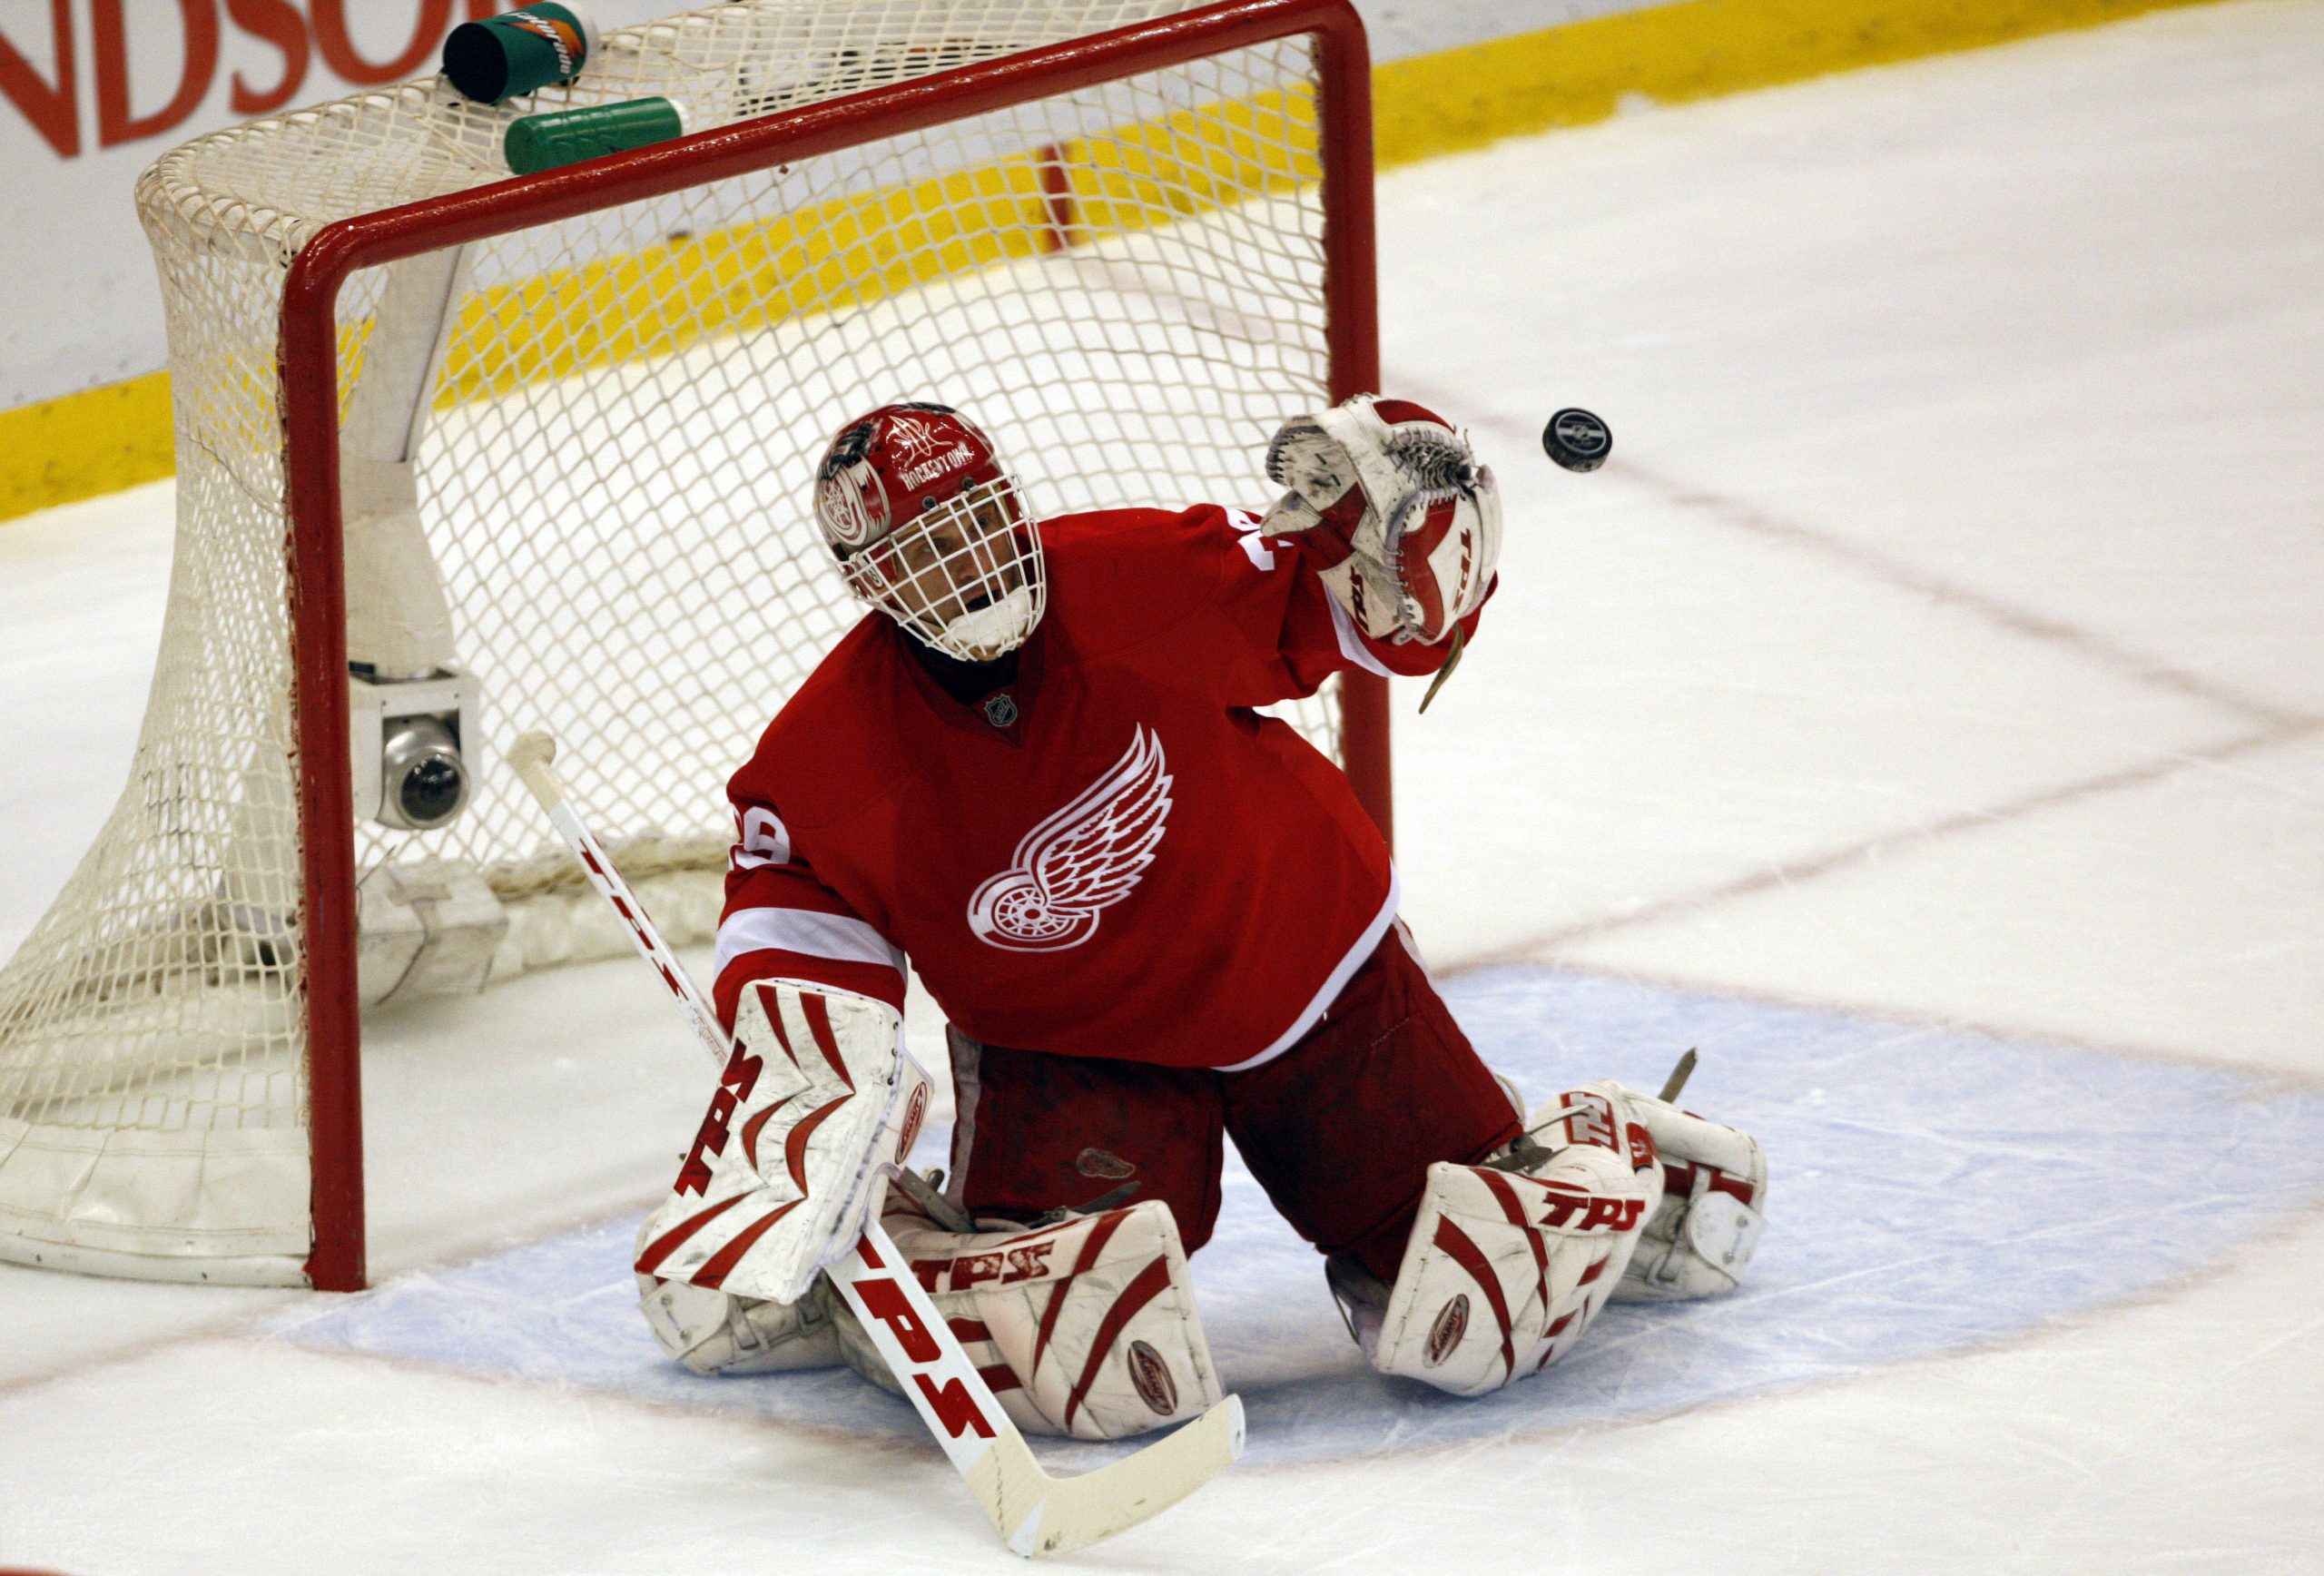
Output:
[632, 979, 931, 1305]
[1260, 395, 1502, 645]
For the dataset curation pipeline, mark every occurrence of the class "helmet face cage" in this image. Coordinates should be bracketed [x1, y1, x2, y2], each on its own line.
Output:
[840, 473, 1047, 663]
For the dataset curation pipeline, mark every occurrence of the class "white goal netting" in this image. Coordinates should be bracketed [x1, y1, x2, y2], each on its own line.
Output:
[0, 0, 1355, 1283]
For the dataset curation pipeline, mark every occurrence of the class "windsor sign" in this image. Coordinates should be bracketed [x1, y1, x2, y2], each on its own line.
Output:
[0, 1, 665, 417]
[0, 1, 513, 159]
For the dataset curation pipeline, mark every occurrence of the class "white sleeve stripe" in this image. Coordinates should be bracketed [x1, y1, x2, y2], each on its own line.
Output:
[1323, 582, 1399, 678]
[714, 906, 905, 982]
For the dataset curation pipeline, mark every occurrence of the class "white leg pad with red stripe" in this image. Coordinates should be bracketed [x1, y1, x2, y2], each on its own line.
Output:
[1359, 1084, 1665, 1397]
[1610, 1085, 1769, 1303]
[833, 1195, 1223, 1442]
[632, 980, 932, 1305]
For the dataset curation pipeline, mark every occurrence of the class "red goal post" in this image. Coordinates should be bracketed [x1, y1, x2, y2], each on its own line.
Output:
[0, 0, 1384, 1292]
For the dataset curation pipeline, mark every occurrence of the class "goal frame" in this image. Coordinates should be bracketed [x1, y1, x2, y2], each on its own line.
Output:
[278, 0, 1384, 1292]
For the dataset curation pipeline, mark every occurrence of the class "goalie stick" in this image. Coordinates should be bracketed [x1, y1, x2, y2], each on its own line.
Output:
[506, 729, 1244, 1557]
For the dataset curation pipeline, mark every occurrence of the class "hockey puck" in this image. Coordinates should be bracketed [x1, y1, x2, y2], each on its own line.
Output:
[1543, 408, 1612, 472]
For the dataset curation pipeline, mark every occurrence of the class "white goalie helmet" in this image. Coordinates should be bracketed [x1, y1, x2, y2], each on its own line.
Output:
[813, 403, 1047, 662]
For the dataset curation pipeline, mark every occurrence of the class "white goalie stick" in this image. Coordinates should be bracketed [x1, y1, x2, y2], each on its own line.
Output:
[506, 730, 1245, 1557]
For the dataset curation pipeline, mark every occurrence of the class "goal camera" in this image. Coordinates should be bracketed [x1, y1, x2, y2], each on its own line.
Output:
[349, 667, 481, 832]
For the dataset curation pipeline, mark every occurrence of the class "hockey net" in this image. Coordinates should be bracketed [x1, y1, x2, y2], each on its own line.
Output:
[0, 0, 1378, 1286]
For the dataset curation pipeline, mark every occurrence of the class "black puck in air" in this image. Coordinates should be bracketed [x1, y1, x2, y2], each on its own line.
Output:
[1543, 408, 1612, 472]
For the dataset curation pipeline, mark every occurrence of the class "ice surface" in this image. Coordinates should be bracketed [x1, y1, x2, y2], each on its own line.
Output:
[265, 966, 2324, 1472]
[5, 2, 2323, 1570]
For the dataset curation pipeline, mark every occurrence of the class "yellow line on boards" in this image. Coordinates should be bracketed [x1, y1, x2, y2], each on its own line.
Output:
[0, 0, 2231, 525]
[0, 373, 175, 522]
[429, 87, 1318, 404]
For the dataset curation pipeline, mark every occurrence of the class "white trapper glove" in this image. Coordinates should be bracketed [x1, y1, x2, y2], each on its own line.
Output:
[1259, 394, 1502, 645]
[633, 979, 931, 1305]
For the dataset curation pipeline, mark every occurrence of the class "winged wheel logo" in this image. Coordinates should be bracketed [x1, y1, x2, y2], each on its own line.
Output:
[968, 727, 1173, 951]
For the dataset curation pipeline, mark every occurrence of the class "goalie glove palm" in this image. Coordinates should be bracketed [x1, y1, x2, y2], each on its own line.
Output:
[635, 980, 931, 1305]
[1260, 395, 1502, 645]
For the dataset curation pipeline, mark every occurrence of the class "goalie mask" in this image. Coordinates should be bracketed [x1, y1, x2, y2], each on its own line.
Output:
[814, 403, 1046, 662]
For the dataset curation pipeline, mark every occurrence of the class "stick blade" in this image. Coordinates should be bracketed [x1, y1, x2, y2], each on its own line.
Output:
[982, 1394, 1246, 1559]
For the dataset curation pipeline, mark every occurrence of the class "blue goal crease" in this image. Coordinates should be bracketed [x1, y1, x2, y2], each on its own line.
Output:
[266, 964, 2324, 1468]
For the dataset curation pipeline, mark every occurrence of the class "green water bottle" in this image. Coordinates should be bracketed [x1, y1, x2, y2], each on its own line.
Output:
[443, 4, 598, 105]
[504, 97, 692, 175]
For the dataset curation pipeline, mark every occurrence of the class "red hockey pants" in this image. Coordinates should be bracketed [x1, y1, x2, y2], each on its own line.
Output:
[943, 927, 1522, 1280]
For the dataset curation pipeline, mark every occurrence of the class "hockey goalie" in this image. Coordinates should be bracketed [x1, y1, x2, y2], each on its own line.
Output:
[632, 398, 1769, 1437]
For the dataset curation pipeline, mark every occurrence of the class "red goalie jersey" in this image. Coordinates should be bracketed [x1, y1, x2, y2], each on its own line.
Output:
[714, 504, 1488, 1071]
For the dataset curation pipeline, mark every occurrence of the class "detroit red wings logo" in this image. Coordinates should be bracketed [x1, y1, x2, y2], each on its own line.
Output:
[968, 726, 1173, 951]
[819, 469, 879, 547]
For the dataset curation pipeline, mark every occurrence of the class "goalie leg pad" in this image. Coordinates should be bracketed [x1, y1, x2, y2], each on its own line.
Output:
[634, 1216, 846, 1375]
[1342, 1084, 1664, 1397]
[832, 1194, 1224, 1442]
[1609, 1084, 1769, 1303]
